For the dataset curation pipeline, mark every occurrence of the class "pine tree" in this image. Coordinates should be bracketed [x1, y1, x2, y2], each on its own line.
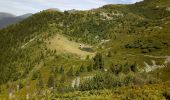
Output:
[60, 75, 66, 83]
[59, 66, 64, 74]
[79, 65, 86, 72]
[87, 64, 93, 72]
[130, 62, 138, 72]
[75, 70, 80, 76]
[107, 51, 112, 57]
[67, 66, 74, 76]
[93, 53, 100, 70]
[37, 78, 44, 89]
[93, 53, 104, 70]
[47, 75, 55, 88]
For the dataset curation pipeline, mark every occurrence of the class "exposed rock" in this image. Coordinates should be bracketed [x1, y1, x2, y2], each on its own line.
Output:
[144, 60, 166, 72]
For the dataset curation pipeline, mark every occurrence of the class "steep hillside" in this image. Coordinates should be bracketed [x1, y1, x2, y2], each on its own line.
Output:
[0, 0, 170, 99]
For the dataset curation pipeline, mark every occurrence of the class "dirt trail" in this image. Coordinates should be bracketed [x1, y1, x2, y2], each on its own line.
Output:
[47, 34, 95, 59]
[21, 37, 36, 49]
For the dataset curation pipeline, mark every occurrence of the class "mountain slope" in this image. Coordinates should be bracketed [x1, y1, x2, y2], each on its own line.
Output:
[0, 12, 15, 19]
[0, 13, 32, 29]
[0, 0, 170, 99]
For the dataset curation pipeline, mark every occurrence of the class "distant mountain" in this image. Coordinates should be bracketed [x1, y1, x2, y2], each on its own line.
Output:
[0, 12, 32, 29]
[46, 8, 61, 12]
[18, 13, 32, 18]
[0, 12, 16, 20]
[67, 9, 78, 13]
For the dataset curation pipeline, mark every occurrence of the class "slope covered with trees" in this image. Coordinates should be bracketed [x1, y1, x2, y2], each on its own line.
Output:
[0, 0, 170, 99]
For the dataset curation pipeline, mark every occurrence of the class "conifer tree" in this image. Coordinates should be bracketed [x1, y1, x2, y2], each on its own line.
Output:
[37, 77, 44, 89]
[59, 66, 64, 74]
[75, 70, 80, 76]
[67, 66, 74, 76]
[87, 64, 93, 72]
[79, 65, 86, 72]
[93, 53, 104, 70]
[47, 75, 55, 88]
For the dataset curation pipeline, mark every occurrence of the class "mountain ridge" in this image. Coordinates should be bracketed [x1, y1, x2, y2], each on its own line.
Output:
[0, 12, 32, 29]
[0, 12, 16, 19]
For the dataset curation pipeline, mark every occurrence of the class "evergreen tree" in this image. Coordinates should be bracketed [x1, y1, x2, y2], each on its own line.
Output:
[107, 51, 112, 57]
[75, 70, 80, 76]
[79, 65, 86, 72]
[67, 66, 74, 76]
[60, 75, 66, 83]
[59, 66, 64, 74]
[130, 62, 138, 72]
[87, 64, 93, 72]
[52, 67, 59, 77]
[37, 78, 44, 89]
[99, 53, 104, 70]
[47, 75, 55, 88]
[93, 53, 100, 70]
[93, 53, 104, 70]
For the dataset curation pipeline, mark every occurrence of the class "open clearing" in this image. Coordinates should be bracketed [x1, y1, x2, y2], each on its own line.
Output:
[46, 34, 95, 59]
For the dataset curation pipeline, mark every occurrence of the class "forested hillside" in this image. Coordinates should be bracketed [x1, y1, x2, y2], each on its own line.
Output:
[0, 0, 170, 99]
